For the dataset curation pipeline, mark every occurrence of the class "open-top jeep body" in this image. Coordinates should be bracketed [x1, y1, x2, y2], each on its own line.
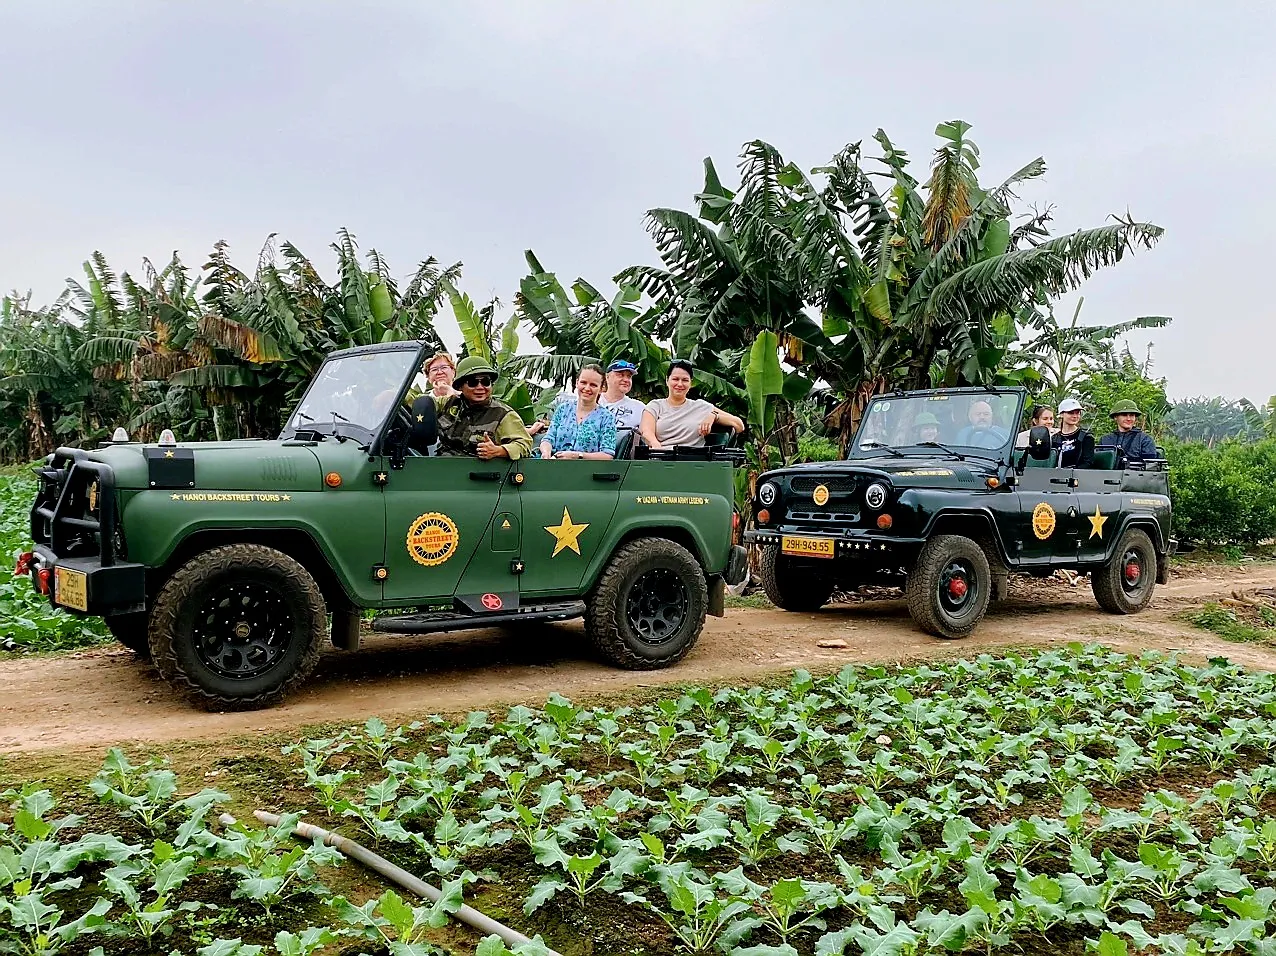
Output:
[25, 341, 746, 708]
[744, 387, 1172, 638]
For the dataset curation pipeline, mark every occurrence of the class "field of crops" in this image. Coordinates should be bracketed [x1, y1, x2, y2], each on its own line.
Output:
[3, 645, 1275, 955]
[0, 471, 109, 653]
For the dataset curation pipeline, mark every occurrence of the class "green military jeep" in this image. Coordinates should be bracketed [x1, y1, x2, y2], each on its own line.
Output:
[23, 341, 746, 709]
[744, 387, 1173, 639]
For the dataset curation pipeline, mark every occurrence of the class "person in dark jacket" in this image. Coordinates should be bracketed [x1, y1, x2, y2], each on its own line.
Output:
[1099, 400, 1158, 464]
[1053, 398, 1095, 468]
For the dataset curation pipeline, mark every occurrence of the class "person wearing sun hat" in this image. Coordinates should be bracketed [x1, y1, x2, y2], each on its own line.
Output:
[598, 358, 647, 434]
[434, 356, 532, 460]
[913, 411, 942, 443]
[1099, 399, 1157, 464]
[1052, 398, 1094, 468]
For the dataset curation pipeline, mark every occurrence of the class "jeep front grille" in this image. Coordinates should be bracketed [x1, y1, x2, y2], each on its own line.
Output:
[790, 476, 859, 496]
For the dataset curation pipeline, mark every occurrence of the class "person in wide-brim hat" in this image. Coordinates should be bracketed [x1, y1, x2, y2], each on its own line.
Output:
[1099, 398, 1157, 463]
[434, 356, 532, 460]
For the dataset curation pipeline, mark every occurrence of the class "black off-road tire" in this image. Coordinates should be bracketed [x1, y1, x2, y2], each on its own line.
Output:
[149, 544, 327, 710]
[105, 612, 151, 659]
[759, 546, 836, 612]
[906, 534, 991, 639]
[1092, 528, 1157, 614]
[585, 538, 707, 670]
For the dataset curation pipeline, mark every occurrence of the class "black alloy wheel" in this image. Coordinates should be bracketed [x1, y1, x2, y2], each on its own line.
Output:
[625, 567, 690, 646]
[193, 579, 294, 680]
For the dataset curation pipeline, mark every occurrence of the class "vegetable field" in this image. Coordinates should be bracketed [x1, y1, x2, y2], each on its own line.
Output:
[4, 646, 1276, 955]
[0, 471, 109, 653]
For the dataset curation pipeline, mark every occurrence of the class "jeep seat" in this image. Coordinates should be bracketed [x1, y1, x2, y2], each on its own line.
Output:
[1091, 447, 1119, 470]
[1024, 448, 1058, 468]
[614, 430, 637, 460]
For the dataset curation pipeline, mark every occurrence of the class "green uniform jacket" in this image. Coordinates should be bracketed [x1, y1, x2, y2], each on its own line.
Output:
[433, 394, 533, 460]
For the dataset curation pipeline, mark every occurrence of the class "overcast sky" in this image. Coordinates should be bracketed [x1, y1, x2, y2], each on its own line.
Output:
[2, 1, 1273, 403]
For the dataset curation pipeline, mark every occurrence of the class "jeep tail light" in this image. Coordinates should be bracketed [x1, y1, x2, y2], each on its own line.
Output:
[876, 513, 893, 530]
[732, 512, 740, 532]
[36, 567, 51, 594]
[14, 552, 33, 576]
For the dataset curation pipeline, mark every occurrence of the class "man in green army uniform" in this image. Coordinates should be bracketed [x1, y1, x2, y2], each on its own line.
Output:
[434, 356, 533, 460]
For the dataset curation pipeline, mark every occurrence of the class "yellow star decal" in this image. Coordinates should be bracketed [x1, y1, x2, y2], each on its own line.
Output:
[282, 494, 291, 501]
[544, 507, 589, 557]
[416, 415, 423, 423]
[164, 450, 175, 458]
[1088, 506, 1108, 539]
[170, 493, 180, 500]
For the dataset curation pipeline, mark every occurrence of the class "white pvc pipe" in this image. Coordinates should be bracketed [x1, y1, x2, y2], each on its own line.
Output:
[218, 812, 561, 955]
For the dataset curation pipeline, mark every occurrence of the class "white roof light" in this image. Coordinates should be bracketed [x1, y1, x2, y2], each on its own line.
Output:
[111, 427, 129, 442]
[158, 429, 177, 446]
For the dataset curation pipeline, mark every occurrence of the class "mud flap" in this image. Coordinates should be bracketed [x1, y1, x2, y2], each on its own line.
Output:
[331, 609, 361, 651]
[708, 576, 726, 617]
[1156, 553, 1171, 585]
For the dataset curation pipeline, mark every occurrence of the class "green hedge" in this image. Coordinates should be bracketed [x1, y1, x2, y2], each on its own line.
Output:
[1166, 438, 1276, 545]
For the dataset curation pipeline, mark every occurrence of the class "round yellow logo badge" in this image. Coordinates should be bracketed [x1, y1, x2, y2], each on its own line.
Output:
[812, 484, 830, 507]
[406, 512, 459, 567]
[1031, 502, 1056, 540]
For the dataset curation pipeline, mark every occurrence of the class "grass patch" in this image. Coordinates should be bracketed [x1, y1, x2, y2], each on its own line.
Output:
[1187, 600, 1276, 645]
[724, 592, 773, 610]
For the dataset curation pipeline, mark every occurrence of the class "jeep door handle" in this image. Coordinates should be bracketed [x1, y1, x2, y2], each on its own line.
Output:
[469, 471, 503, 482]
[1049, 477, 1070, 485]
[1104, 478, 1121, 485]
[592, 473, 622, 482]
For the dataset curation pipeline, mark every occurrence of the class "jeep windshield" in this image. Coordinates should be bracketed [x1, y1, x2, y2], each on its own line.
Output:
[849, 391, 1023, 461]
[283, 348, 421, 444]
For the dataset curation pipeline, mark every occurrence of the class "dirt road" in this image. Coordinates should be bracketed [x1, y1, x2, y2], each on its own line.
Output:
[2, 566, 1275, 755]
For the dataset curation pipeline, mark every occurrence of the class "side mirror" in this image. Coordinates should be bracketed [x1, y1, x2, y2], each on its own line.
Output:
[409, 396, 438, 450]
[1027, 425, 1053, 460]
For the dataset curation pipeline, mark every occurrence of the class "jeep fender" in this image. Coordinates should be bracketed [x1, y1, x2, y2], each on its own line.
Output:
[918, 508, 1014, 568]
[581, 508, 732, 593]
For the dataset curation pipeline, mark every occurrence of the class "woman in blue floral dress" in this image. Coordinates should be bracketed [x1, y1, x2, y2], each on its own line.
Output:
[538, 364, 617, 460]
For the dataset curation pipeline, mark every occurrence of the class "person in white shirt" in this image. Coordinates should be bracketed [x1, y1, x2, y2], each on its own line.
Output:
[598, 359, 647, 433]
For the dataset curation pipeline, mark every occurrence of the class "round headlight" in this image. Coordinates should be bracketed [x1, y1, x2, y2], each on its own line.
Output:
[864, 482, 888, 510]
[758, 481, 779, 506]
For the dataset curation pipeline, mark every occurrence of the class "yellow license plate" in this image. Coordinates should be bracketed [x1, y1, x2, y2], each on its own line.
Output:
[54, 567, 89, 612]
[781, 536, 835, 558]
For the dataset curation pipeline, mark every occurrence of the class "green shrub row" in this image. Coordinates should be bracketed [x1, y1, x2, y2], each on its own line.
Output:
[1166, 438, 1276, 545]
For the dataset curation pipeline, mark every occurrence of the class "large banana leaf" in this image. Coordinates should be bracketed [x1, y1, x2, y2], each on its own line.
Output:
[744, 330, 784, 428]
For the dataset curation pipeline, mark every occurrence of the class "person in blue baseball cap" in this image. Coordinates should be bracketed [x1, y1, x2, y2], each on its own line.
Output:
[599, 358, 647, 434]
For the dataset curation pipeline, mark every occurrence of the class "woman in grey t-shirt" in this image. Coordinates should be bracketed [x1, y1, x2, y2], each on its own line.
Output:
[640, 360, 744, 448]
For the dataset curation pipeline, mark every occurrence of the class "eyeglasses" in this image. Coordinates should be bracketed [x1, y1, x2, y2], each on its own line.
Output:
[461, 376, 494, 388]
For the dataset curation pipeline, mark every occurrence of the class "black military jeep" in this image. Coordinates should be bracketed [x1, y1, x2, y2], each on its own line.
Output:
[744, 387, 1173, 639]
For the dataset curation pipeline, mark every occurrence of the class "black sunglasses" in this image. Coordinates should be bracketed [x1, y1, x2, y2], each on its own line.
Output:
[461, 376, 495, 388]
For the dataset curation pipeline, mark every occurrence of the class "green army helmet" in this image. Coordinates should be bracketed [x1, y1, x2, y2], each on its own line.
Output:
[914, 412, 940, 427]
[454, 355, 500, 384]
[1109, 400, 1143, 418]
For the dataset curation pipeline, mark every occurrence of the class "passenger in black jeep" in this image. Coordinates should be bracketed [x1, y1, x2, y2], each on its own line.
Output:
[1052, 398, 1095, 468]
